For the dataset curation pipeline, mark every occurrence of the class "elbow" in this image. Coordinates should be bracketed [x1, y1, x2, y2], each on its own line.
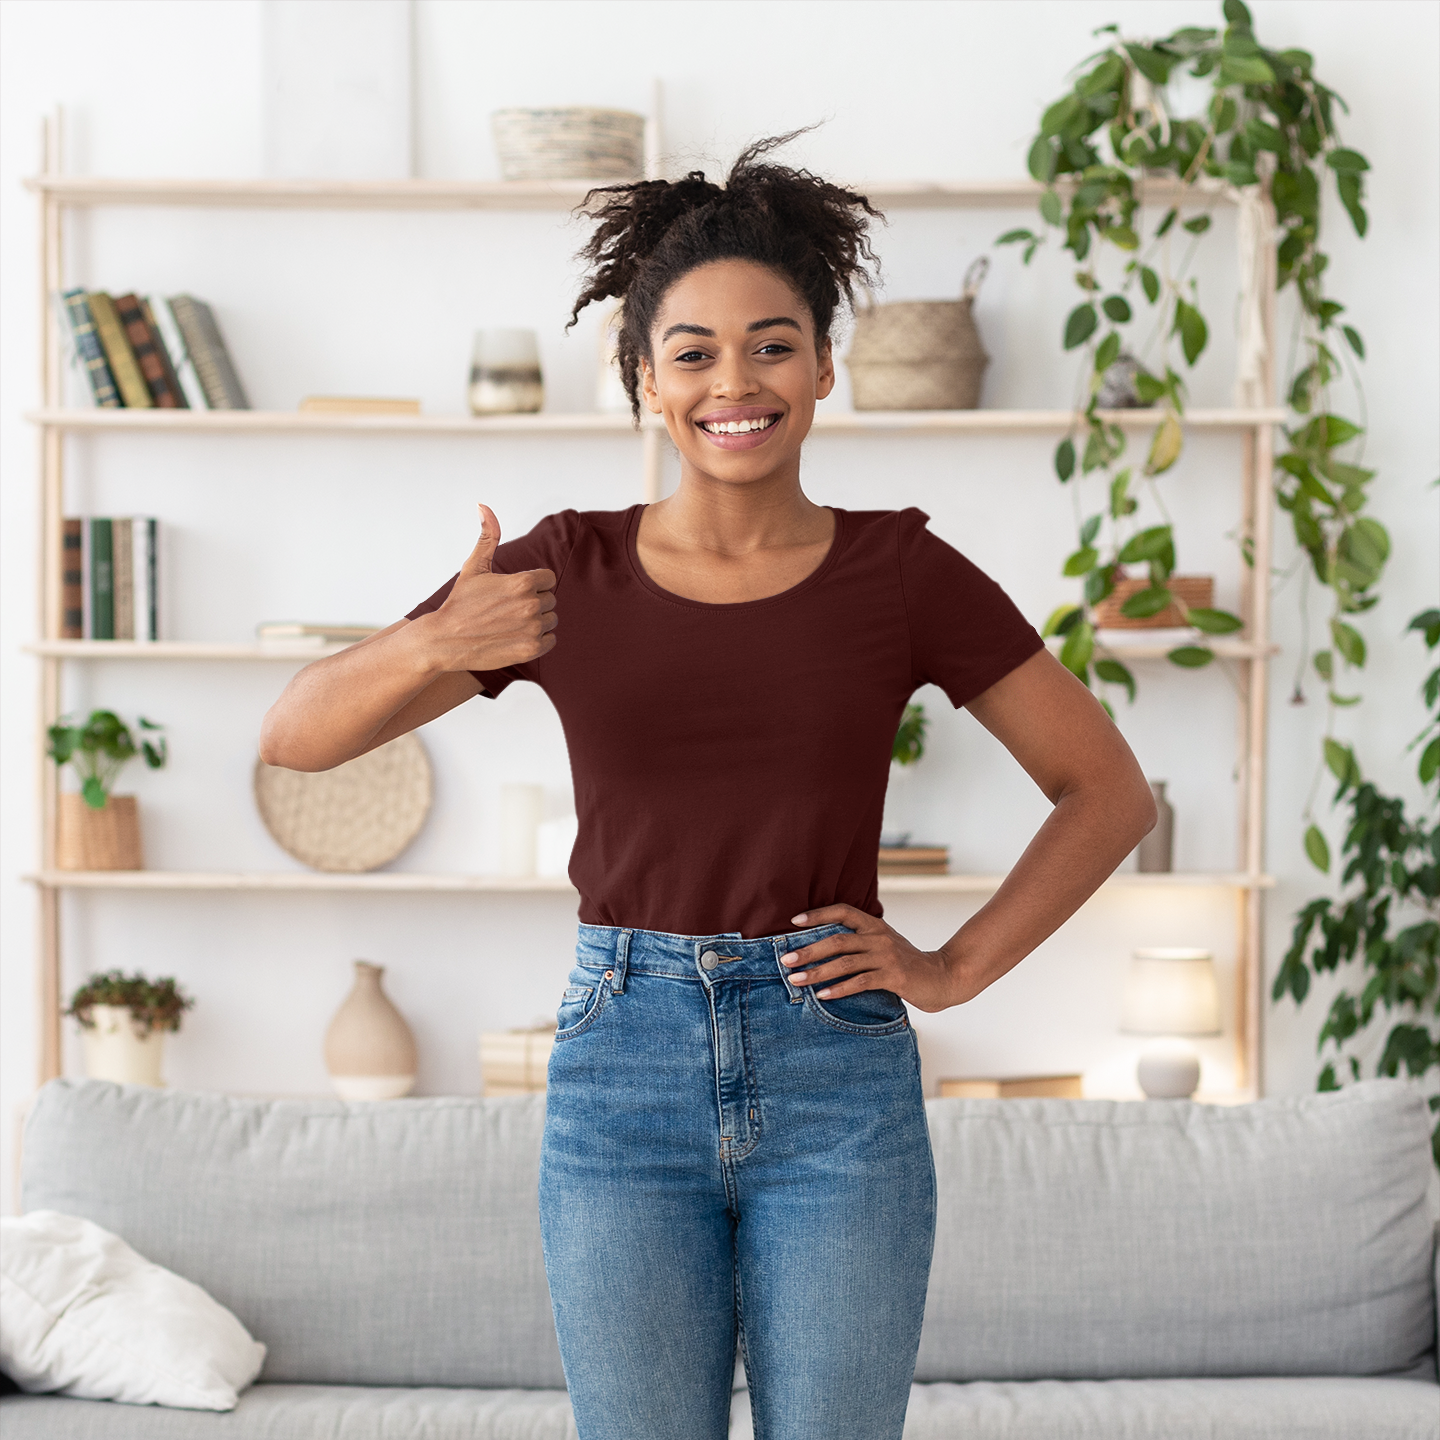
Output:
[257, 710, 315, 772]
[1130, 773, 1159, 844]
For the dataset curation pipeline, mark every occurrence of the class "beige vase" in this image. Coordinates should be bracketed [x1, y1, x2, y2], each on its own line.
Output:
[56, 794, 143, 870]
[323, 961, 416, 1101]
[81, 1004, 165, 1086]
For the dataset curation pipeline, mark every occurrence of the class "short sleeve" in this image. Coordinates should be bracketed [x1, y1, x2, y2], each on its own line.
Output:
[897, 508, 1044, 708]
[404, 509, 580, 698]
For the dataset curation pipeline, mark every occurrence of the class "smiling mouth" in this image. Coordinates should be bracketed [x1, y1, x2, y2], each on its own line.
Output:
[697, 414, 780, 435]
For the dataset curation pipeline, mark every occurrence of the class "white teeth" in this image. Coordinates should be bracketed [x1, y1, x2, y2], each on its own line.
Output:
[702, 416, 775, 435]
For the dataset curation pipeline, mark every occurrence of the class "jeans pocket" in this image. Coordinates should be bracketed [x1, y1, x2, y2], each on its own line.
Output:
[555, 977, 608, 1040]
[805, 986, 910, 1036]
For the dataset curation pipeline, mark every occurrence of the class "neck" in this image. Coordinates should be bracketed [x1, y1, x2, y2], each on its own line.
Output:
[654, 459, 827, 553]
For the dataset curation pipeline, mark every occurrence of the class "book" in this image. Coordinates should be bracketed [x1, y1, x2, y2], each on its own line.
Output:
[299, 396, 421, 415]
[168, 295, 250, 409]
[938, 1075, 1085, 1100]
[878, 844, 949, 875]
[145, 295, 207, 409]
[59, 290, 120, 408]
[61, 519, 83, 638]
[89, 518, 114, 640]
[113, 518, 135, 639]
[134, 517, 158, 642]
[86, 292, 152, 409]
[114, 293, 183, 408]
[138, 297, 190, 409]
[257, 622, 378, 646]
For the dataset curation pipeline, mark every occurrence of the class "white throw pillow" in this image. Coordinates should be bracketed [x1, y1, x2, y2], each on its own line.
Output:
[0, 1210, 265, 1410]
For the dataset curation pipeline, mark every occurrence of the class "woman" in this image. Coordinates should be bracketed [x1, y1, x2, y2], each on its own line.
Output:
[259, 137, 1156, 1440]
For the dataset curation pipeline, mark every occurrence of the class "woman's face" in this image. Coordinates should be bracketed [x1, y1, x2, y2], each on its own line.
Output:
[641, 259, 834, 487]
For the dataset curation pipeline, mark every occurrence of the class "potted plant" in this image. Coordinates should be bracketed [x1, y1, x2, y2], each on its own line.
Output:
[67, 970, 193, 1087]
[47, 710, 166, 870]
[881, 703, 928, 848]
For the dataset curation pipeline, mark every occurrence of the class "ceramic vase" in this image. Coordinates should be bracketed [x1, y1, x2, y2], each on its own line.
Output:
[468, 329, 543, 415]
[81, 1004, 165, 1086]
[324, 961, 416, 1101]
[57, 794, 142, 870]
[1137, 781, 1175, 873]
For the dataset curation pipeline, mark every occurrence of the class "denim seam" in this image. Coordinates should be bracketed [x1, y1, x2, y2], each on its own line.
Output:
[728, 981, 762, 1163]
[552, 974, 612, 1041]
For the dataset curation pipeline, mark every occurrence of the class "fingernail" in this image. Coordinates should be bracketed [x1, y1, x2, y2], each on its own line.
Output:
[817, 989, 833, 998]
[792, 913, 807, 924]
[790, 973, 809, 985]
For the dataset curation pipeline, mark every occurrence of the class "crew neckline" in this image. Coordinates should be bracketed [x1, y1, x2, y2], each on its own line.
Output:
[624, 503, 847, 611]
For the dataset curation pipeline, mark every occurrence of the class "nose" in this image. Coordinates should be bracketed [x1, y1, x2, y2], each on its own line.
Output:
[710, 350, 761, 400]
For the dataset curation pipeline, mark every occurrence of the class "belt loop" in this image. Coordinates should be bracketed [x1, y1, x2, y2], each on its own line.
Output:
[610, 929, 632, 994]
[774, 939, 804, 1005]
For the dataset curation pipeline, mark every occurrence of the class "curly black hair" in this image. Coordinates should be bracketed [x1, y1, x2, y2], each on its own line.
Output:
[569, 131, 883, 422]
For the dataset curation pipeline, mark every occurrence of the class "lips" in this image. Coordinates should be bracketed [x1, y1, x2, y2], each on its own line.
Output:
[695, 407, 783, 450]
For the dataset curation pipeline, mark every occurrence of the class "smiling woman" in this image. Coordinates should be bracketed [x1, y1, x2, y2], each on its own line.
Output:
[258, 132, 1157, 1440]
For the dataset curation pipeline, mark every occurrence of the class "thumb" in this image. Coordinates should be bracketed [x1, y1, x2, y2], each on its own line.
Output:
[459, 504, 501, 576]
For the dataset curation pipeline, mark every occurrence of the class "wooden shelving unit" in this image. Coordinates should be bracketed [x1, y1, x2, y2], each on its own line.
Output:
[24, 144, 1278, 1099]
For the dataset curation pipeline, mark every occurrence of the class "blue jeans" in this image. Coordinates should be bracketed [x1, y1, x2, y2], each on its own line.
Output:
[539, 922, 936, 1440]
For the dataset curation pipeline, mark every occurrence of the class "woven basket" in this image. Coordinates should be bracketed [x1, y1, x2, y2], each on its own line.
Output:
[56, 794, 142, 870]
[1091, 575, 1215, 629]
[491, 108, 644, 182]
[846, 258, 990, 411]
[253, 733, 432, 873]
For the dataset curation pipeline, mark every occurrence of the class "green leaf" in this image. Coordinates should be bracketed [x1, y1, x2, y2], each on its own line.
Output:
[1144, 411, 1184, 474]
[1094, 658, 1136, 702]
[1187, 607, 1244, 634]
[81, 776, 107, 809]
[1121, 586, 1174, 620]
[1323, 737, 1359, 786]
[1220, 54, 1276, 86]
[1117, 524, 1174, 564]
[1101, 295, 1131, 323]
[1304, 824, 1331, 872]
[1104, 225, 1140, 251]
[1154, 207, 1178, 239]
[1244, 118, 1285, 152]
[1339, 518, 1390, 584]
[1223, 0, 1254, 23]
[1079, 514, 1101, 546]
[1327, 692, 1361, 707]
[1326, 147, 1370, 173]
[1028, 135, 1058, 183]
[1173, 298, 1208, 365]
[1182, 214, 1212, 234]
[1313, 649, 1333, 681]
[1331, 620, 1367, 667]
[1168, 645, 1214, 668]
[1059, 619, 1095, 679]
[1054, 437, 1076, 481]
[1133, 370, 1167, 405]
[997, 228, 1036, 246]
[1094, 331, 1121, 373]
[1420, 737, 1440, 785]
[1409, 608, 1440, 647]
[1064, 303, 1098, 350]
[1040, 94, 1084, 138]
[1140, 266, 1160, 304]
[1109, 469, 1136, 519]
[1341, 325, 1364, 359]
[1063, 545, 1100, 577]
[1040, 189, 1064, 226]
[1042, 603, 1083, 638]
[1124, 43, 1173, 84]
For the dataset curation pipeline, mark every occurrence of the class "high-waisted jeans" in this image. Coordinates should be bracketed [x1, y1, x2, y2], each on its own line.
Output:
[539, 922, 937, 1440]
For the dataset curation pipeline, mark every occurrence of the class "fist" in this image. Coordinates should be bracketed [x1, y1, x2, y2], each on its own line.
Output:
[425, 504, 558, 673]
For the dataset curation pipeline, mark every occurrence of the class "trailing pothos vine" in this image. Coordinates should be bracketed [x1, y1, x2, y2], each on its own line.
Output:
[999, 0, 1384, 723]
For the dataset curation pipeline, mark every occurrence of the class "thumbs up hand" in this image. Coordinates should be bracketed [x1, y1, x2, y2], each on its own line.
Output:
[420, 504, 558, 674]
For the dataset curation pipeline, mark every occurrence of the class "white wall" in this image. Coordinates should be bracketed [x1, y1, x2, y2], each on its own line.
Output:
[2, 0, 1436, 1210]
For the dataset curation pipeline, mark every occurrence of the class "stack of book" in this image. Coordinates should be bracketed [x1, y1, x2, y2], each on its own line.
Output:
[878, 844, 949, 875]
[61, 290, 249, 410]
[256, 623, 379, 648]
[479, 1026, 556, 1096]
[64, 518, 160, 641]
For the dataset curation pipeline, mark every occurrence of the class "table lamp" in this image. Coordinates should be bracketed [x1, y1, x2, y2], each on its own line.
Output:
[1120, 948, 1221, 1099]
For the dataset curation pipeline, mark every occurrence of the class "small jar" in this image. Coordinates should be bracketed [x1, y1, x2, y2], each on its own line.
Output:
[469, 328, 544, 415]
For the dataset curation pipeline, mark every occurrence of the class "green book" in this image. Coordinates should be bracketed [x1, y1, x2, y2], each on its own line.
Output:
[90, 518, 114, 640]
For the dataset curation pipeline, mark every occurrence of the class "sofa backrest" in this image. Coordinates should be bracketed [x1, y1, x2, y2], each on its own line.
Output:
[915, 1080, 1438, 1382]
[21, 1082, 564, 1389]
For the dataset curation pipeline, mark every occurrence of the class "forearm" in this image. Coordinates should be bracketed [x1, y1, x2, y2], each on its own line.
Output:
[939, 775, 1156, 1004]
[259, 616, 458, 771]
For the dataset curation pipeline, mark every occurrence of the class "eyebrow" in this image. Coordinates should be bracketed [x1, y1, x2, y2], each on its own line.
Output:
[660, 316, 803, 343]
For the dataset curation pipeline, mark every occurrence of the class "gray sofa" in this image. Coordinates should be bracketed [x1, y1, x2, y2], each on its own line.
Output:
[4, 1077, 1437, 1438]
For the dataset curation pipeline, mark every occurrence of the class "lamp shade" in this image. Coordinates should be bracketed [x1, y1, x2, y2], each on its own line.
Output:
[1120, 948, 1221, 1036]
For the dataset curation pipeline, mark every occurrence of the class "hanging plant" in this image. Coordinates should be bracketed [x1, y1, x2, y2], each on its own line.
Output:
[999, 0, 1382, 717]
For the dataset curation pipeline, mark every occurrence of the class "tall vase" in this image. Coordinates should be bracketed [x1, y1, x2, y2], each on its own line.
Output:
[1137, 781, 1175, 873]
[324, 961, 416, 1101]
[81, 1004, 165, 1086]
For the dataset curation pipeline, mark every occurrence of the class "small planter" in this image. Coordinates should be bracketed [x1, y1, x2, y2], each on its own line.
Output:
[491, 108, 645, 182]
[1091, 575, 1214, 629]
[81, 1004, 165, 1086]
[56, 794, 142, 870]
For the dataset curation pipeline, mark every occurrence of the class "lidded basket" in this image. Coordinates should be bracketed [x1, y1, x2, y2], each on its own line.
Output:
[846, 257, 990, 411]
[491, 107, 645, 182]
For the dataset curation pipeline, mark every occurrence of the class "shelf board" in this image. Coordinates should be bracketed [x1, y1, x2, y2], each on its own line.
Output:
[26, 406, 1286, 436]
[24, 175, 1240, 212]
[27, 869, 1276, 894]
[1044, 634, 1279, 661]
[25, 640, 352, 660]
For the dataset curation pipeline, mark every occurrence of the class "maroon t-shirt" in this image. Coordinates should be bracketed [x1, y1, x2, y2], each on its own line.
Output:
[407, 504, 1042, 938]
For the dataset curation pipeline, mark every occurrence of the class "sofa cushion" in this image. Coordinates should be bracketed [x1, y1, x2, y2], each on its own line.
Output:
[915, 1080, 1438, 1382]
[21, 1083, 564, 1389]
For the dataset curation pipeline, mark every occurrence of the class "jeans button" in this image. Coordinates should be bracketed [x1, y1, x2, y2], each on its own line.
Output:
[699, 950, 719, 971]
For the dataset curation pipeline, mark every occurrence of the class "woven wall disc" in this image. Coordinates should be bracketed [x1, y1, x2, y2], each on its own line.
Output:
[253, 733, 433, 873]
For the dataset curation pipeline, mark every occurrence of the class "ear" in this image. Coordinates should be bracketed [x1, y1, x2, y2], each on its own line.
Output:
[639, 355, 663, 414]
[815, 335, 836, 401]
